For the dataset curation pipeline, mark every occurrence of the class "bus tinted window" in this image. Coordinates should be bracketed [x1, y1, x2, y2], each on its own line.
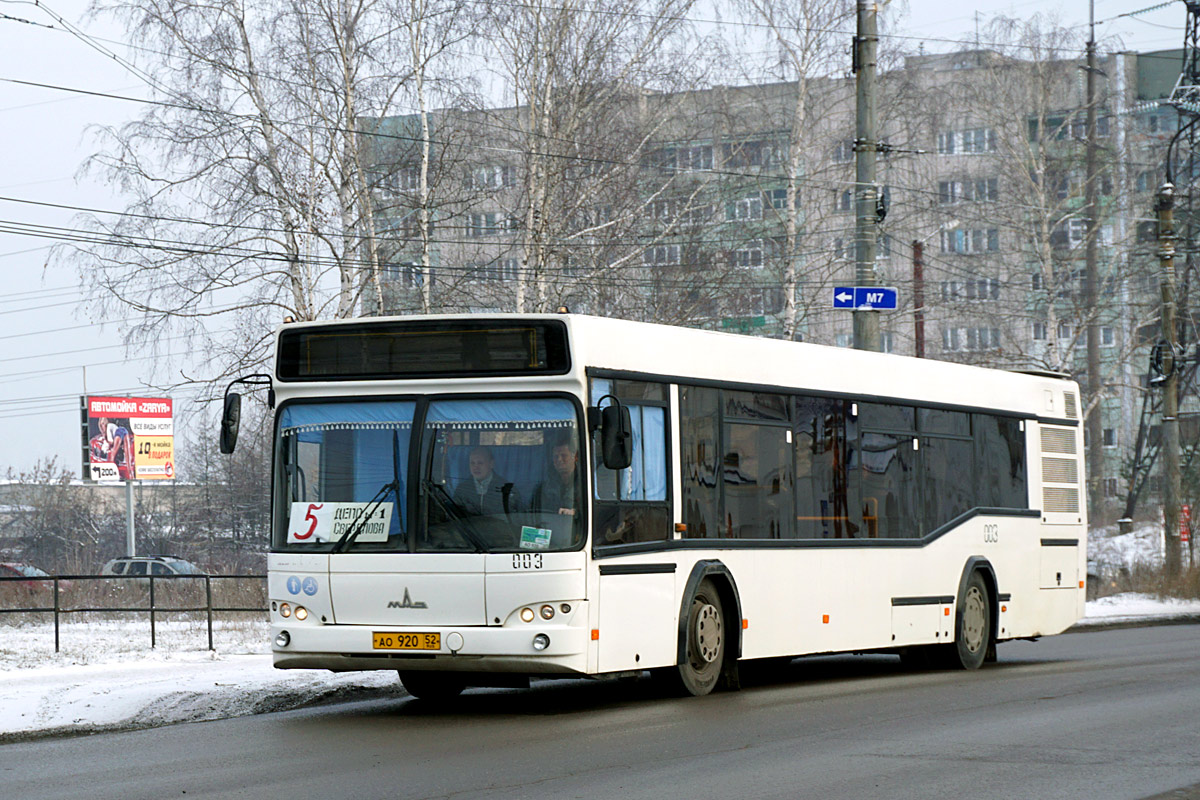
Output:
[920, 437, 975, 532]
[918, 408, 970, 437]
[858, 402, 915, 432]
[974, 415, 1028, 508]
[277, 320, 569, 380]
[680, 386, 719, 539]
[724, 422, 794, 538]
[859, 432, 918, 538]
[724, 390, 789, 422]
[794, 396, 858, 539]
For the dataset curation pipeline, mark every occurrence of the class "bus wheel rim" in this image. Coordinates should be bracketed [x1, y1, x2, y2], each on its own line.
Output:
[963, 585, 986, 654]
[693, 602, 722, 664]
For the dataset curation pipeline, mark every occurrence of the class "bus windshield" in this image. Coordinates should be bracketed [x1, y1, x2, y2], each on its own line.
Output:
[274, 396, 584, 553]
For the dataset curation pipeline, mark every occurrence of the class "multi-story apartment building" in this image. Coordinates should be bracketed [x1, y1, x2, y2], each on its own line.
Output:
[363, 47, 1192, 522]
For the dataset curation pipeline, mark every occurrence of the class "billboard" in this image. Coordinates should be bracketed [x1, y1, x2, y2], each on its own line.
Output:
[82, 396, 175, 482]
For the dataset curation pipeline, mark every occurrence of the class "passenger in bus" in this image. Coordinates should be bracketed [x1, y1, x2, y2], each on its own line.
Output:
[452, 446, 520, 516]
[531, 434, 578, 516]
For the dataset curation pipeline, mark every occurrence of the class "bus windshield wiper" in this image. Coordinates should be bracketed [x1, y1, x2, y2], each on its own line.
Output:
[331, 478, 399, 553]
[422, 480, 488, 553]
[332, 429, 406, 553]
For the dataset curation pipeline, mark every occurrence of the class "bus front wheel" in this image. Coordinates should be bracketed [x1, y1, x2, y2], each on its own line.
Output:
[948, 571, 991, 670]
[398, 671, 465, 700]
[658, 579, 726, 697]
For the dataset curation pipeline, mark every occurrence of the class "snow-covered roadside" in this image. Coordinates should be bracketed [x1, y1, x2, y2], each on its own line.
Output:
[1, 594, 1198, 742]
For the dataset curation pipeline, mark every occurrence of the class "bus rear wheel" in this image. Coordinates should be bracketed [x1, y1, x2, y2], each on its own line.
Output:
[398, 671, 465, 700]
[658, 579, 725, 697]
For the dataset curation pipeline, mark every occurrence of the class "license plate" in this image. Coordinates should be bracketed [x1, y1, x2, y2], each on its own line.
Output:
[372, 632, 440, 651]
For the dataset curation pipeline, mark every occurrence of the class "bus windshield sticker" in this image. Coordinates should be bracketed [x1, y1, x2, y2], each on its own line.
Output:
[288, 502, 394, 544]
[519, 526, 552, 550]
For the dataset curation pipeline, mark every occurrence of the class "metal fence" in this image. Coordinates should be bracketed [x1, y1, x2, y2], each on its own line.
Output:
[0, 574, 267, 652]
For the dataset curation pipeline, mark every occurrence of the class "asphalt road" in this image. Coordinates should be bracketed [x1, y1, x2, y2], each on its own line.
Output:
[2, 625, 1199, 800]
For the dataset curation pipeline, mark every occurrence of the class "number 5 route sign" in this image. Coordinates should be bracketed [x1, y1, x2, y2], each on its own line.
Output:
[832, 286, 899, 311]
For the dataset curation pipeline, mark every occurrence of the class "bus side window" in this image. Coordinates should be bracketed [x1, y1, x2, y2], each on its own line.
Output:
[591, 378, 670, 545]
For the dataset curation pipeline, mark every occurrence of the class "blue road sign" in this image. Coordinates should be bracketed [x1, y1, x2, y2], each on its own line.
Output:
[832, 286, 898, 311]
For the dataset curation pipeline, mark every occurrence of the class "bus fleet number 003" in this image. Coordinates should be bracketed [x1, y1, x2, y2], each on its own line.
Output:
[983, 524, 1000, 543]
[513, 553, 543, 570]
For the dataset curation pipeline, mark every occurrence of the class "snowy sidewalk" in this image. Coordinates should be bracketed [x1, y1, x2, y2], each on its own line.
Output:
[2, 593, 1199, 743]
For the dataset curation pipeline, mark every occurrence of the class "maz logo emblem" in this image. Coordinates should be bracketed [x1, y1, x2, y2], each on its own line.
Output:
[387, 588, 428, 609]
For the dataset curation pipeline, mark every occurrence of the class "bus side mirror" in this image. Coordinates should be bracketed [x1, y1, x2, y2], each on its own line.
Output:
[219, 392, 242, 455]
[599, 404, 632, 470]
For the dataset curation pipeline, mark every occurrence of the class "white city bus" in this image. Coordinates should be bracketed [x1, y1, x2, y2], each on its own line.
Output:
[222, 313, 1086, 698]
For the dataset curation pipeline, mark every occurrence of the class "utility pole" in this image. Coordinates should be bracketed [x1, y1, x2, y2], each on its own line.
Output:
[912, 240, 925, 358]
[853, 0, 880, 352]
[1084, 4, 1104, 519]
[1155, 183, 1182, 578]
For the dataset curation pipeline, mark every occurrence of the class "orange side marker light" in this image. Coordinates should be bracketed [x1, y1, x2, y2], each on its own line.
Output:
[1079, 580, 1085, 588]
[944, 607, 950, 616]
[822, 614, 829, 624]
[1001, 605, 1007, 613]
[742, 619, 749, 629]
[591, 629, 599, 641]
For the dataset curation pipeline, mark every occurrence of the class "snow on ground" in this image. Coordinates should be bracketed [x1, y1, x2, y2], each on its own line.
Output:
[1, 595, 1198, 742]
[1088, 519, 1167, 577]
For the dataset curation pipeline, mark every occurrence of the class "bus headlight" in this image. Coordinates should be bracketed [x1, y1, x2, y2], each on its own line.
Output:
[520, 607, 535, 623]
[275, 630, 291, 648]
[532, 633, 550, 651]
[279, 603, 292, 618]
[294, 606, 308, 621]
[539, 604, 555, 620]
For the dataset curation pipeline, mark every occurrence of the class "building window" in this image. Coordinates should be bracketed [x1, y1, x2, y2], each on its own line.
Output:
[835, 333, 852, 348]
[834, 189, 853, 213]
[467, 212, 514, 238]
[1103, 477, 1119, 497]
[470, 164, 516, 190]
[723, 140, 769, 168]
[1057, 321, 1073, 340]
[961, 128, 997, 153]
[746, 287, 785, 315]
[765, 188, 789, 210]
[1033, 321, 1047, 341]
[730, 240, 764, 269]
[881, 331, 894, 353]
[942, 327, 1002, 352]
[677, 145, 713, 172]
[940, 228, 999, 254]
[941, 278, 1001, 302]
[937, 131, 956, 155]
[643, 244, 681, 266]
[727, 195, 763, 221]
[1103, 428, 1117, 447]
[833, 139, 854, 162]
[1101, 326, 1115, 347]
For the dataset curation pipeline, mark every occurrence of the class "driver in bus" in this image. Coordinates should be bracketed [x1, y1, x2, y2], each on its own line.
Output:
[532, 434, 578, 516]
[453, 446, 520, 516]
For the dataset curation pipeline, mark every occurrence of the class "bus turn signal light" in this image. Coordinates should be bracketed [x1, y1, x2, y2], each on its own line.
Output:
[742, 619, 749, 629]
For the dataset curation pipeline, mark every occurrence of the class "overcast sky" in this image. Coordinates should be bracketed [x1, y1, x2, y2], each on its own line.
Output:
[0, 0, 1187, 480]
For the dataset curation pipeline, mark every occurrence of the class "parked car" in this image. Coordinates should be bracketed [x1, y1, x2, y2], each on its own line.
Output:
[100, 556, 205, 577]
[0, 562, 54, 589]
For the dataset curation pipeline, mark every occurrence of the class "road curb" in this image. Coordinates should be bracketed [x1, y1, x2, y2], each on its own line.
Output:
[1067, 613, 1200, 633]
